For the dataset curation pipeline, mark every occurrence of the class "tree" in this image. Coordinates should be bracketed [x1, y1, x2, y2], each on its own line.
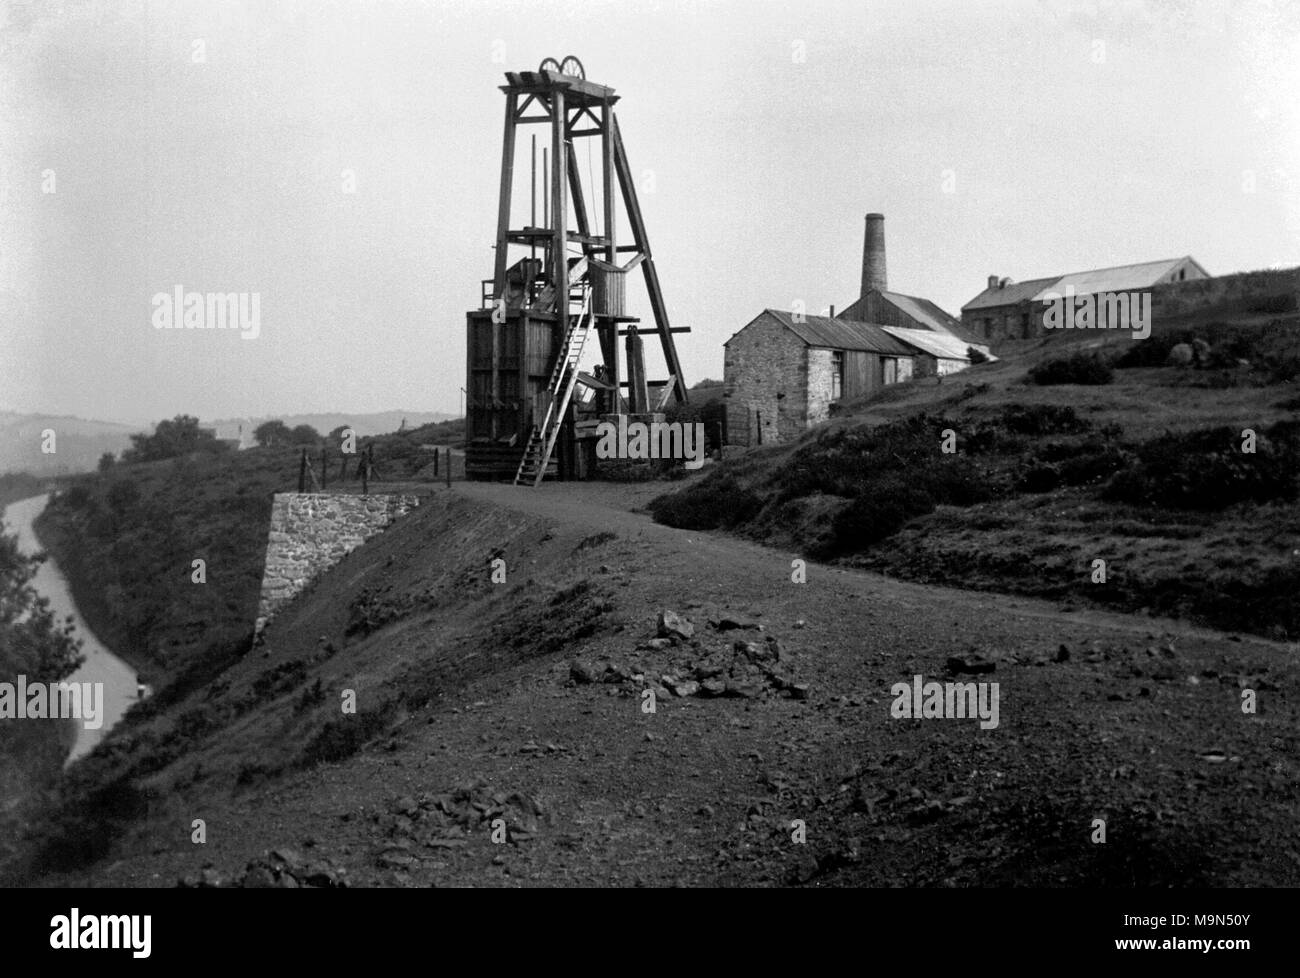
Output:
[122, 415, 228, 464]
[253, 420, 293, 447]
[289, 424, 322, 446]
[0, 532, 83, 684]
[97, 452, 117, 473]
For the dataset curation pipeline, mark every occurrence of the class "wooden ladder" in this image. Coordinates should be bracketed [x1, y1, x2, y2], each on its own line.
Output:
[513, 284, 593, 487]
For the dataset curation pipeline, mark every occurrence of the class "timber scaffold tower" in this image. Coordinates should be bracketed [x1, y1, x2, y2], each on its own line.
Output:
[464, 57, 689, 484]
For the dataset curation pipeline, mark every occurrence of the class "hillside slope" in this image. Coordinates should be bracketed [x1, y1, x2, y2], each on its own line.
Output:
[653, 312, 1300, 641]
[9, 481, 1297, 888]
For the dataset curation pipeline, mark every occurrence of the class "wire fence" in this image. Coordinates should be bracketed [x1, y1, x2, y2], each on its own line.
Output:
[295, 444, 466, 494]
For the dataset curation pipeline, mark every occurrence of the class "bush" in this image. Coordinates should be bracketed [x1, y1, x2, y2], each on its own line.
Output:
[828, 479, 935, 552]
[1000, 404, 1091, 436]
[647, 475, 763, 530]
[1028, 353, 1113, 385]
[122, 415, 229, 464]
[1102, 423, 1300, 510]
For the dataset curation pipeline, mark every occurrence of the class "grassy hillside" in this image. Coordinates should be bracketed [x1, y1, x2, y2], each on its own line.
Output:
[651, 312, 1300, 640]
[34, 449, 297, 678]
[33, 418, 464, 684]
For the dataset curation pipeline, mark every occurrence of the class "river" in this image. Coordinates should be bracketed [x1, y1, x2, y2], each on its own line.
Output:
[2, 494, 138, 765]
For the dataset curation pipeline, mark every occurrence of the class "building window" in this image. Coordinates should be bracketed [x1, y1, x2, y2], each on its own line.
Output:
[831, 352, 844, 400]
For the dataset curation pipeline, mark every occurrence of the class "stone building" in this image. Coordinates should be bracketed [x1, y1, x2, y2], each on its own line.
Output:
[722, 212, 983, 447]
[723, 310, 915, 447]
[961, 256, 1210, 345]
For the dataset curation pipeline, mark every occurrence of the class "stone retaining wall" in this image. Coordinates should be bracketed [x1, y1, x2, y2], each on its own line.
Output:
[255, 492, 421, 633]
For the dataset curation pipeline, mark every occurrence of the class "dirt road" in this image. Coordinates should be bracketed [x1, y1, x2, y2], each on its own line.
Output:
[59, 480, 1300, 888]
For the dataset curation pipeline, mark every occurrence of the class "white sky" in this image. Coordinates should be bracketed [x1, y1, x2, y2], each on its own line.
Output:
[1, 0, 1297, 424]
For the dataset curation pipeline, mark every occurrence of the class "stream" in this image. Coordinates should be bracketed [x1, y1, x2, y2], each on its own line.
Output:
[2, 494, 139, 766]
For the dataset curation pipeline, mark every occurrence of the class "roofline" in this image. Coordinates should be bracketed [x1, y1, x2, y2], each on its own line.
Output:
[961, 256, 1209, 309]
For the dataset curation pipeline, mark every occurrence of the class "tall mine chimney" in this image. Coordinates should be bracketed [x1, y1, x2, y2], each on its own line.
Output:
[861, 212, 887, 298]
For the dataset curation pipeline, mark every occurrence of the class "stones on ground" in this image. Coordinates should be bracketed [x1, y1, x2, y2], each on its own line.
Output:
[945, 651, 996, 675]
[657, 609, 695, 640]
[215, 849, 351, 889]
[569, 658, 603, 684]
[708, 612, 760, 632]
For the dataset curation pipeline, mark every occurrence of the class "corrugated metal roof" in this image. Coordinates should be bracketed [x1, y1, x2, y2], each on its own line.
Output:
[763, 309, 915, 356]
[880, 292, 962, 333]
[1031, 257, 1202, 300]
[879, 326, 976, 361]
[839, 289, 981, 345]
[962, 257, 1208, 311]
[962, 276, 1059, 311]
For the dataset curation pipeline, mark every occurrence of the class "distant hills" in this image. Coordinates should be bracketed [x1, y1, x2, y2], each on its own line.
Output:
[0, 410, 459, 475]
[0, 411, 140, 476]
[206, 412, 457, 446]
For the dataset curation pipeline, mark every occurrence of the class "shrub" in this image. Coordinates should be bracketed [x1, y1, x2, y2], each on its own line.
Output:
[647, 475, 763, 530]
[1102, 423, 1300, 510]
[828, 479, 935, 552]
[999, 404, 1091, 436]
[1028, 352, 1113, 385]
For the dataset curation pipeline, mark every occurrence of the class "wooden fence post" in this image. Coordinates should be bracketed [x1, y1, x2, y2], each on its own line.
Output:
[298, 448, 307, 493]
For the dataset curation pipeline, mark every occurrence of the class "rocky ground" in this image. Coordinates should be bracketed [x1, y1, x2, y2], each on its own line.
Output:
[29, 481, 1300, 888]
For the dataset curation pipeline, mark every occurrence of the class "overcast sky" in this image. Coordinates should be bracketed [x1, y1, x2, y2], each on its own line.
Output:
[1, 0, 1297, 425]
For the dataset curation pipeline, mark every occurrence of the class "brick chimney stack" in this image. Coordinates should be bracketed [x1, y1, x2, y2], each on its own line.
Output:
[861, 213, 887, 299]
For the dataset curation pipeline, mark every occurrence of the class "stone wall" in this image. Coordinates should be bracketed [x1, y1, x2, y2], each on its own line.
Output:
[805, 348, 837, 429]
[1151, 266, 1300, 319]
[255, 492, 421, 633]
[723, 313, 810, 446]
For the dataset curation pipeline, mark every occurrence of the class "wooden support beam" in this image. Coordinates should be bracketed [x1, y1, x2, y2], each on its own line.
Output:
[492, 92, 518, 299]
[551, 89, 568, 376]
[625, 329, 649, 414]
[565, 141, 598, 262]
[610, 113, 688, 405]
[652, 376, 678, 411]
[618, 326, 690, 335]
[602, 100, 619, 414]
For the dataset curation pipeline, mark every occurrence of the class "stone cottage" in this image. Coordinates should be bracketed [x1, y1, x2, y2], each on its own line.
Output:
[722, 310, 915, 447]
